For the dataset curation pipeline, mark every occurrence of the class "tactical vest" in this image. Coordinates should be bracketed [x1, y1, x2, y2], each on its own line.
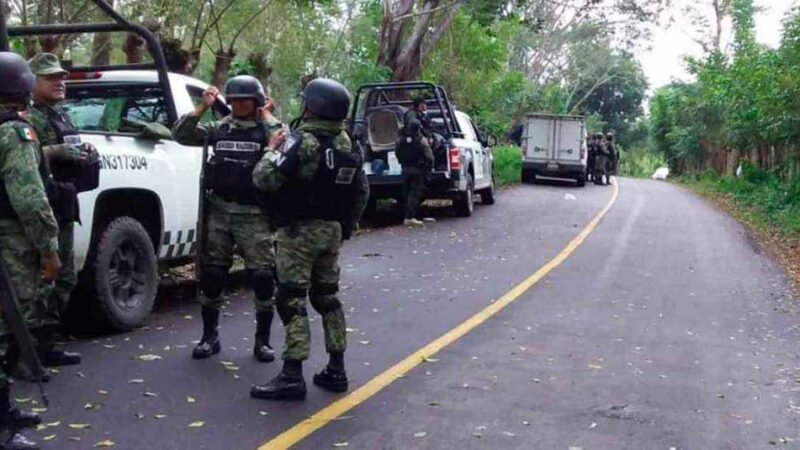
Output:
[205, 121, 268, 206]
[272, 132, 361, 224]
[395, 133, 426, 168]
[0, 110, 51, 220]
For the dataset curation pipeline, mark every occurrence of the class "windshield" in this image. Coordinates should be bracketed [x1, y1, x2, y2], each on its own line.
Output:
[63, 83, 169, 133]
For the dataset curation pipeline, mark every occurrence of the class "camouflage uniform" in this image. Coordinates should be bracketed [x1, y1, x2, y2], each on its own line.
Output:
[0, 107, 60, 386]
[172, 113, 281, 312]
[398, 127, 433, 221]
[594, 140, 610, 185]
[27, 103, 78, 329]
[252, 119, 368, 362]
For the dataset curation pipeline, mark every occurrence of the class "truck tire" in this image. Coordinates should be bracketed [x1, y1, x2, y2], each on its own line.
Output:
[453, 174, 475, 217]
[479, 176, 496, 205]
[89, 217, 158, 331]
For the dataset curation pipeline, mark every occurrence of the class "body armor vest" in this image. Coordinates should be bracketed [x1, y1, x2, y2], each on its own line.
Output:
[205, 121, 268, 206]
[272, 132, 361, 224]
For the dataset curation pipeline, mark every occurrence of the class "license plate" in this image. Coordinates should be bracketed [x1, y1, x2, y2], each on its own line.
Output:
[547, 163, 559, 171]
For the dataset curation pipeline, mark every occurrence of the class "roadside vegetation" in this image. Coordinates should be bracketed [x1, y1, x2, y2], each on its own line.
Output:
[643, 1, 800, 284]
[493, 146, 522, 187]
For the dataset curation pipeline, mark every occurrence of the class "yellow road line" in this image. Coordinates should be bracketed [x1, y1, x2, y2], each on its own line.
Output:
[260, 180, 621, 450]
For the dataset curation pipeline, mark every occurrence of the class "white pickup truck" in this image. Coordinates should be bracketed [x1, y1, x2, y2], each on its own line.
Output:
[62, 71, 228, 330]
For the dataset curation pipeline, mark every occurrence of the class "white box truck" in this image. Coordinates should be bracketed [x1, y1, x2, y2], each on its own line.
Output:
[520, 114, 587, 186]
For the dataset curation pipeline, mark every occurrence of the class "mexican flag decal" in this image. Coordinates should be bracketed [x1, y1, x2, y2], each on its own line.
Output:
[16, 126, 37, 142]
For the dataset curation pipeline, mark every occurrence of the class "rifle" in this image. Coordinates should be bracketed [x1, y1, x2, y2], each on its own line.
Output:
[195, 137, 210, 296]
[0, 258, 48, 406]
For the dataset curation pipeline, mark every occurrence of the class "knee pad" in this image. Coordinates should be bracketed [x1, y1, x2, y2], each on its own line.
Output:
[277, 283, 307, 301]
[275, 300, 308, 326]
[200, 265, 227, 298]
[249, 269, 275, 301]
[310, 283, 342, 314]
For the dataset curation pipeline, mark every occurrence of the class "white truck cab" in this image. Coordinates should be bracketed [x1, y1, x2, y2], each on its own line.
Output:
[63, 71, 229, 330]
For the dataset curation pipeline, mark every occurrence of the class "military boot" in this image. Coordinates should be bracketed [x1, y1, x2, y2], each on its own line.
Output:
[192, 307, 221, 359]
[0, 387, 38, 450]
[253, 311, 275, 363]
[313, 352, 348, 393]
[37, 329, 81, 367]
[9, 410, 40, 430]
[250, 360, 306, 400]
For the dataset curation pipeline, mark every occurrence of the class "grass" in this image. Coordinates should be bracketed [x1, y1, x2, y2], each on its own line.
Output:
[681, 166, 800, 288]
[619, 147, 666, 179]
[492, 145, 522, 186]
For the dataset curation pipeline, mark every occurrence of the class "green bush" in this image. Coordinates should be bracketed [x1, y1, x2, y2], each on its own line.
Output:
[492, 146, 521, 186]
[619, 147, 666, 178]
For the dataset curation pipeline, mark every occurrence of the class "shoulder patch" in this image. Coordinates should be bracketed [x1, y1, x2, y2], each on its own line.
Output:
[14, 125, 37, 142]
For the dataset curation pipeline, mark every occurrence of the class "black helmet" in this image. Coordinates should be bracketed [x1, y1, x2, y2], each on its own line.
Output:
[224, 75, 266, 107]
[404, 119, 421, 136]
[301, 78, 350, 121]
[606, 133, 614, 140]
[0, 52, 35, 96]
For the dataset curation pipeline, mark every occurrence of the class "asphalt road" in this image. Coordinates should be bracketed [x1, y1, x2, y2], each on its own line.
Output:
[13, 178, 799, 450]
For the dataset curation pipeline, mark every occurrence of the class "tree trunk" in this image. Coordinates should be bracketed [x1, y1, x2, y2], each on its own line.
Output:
[161, 37, 192, 74]
[91, 33, 112, 66]
[247, 52, 273, 92]
[211, 49, 236, 88]
[123, 19, 160, 64]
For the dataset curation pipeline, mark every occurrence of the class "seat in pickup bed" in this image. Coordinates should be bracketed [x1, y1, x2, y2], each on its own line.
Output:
[366, 105, 405, 153]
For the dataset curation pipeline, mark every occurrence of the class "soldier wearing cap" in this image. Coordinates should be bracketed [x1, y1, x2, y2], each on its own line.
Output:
[26, 53, 100, 369]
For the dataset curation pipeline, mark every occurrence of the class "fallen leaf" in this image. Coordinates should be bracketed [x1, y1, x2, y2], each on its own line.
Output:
[422, 356, 439, 363]
[413, 432, 427, 438]
[128, 379, 145, 384]
[137, 354, 162, 362]
[84, 402, 102, 410]
[143, 392, 159, 398]
[68, 423, 91, 430]
[332, 443, 348, 448]
[188, 421, 205, 428]
[359, 340, 371, 345]
[69, 437, 81, 442]
[76, 372, 86, 378]
[98, 390, 109, 395]
[183, 315, 193, 320]
[134, 413, 144, 420]
[94, 440, 115, 447]
[43, 435, 57, 441]
[588, 364, 603, 370]
[31, 407, 47, 413]
[187, 396, 196, 403]
[502, 431, 516, 437]
[589, 422, 598, 429]
[45, 421, 61, 427]
[154, 414, 167, 419]
[14, 397, 31, 404]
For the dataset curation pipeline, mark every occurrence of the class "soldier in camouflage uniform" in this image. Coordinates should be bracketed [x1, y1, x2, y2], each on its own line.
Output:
[593, 133, 610, 186]
[26, 53, 100, 368]
[0, 51, 60, 450]
[172, 76, 281, 363]
[251, 78, 369, 401]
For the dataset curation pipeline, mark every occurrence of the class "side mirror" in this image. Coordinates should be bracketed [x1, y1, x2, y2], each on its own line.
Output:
[487, 134, 498, 147]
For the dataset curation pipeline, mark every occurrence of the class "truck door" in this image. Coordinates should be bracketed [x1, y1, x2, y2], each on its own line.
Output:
[555, 118, 584, 166]
[524, 116, 555, 162]
[455, 112, 485, 187]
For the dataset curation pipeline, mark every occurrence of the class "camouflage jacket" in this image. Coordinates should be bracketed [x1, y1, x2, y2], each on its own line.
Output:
[172, 112, 282, 214]
[0, 108, 59, 255]
[252, 119, 369, 226]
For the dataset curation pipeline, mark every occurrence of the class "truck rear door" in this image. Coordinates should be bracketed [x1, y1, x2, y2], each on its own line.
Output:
[523, 116, 555, 163]
[555, 118, 584, 166]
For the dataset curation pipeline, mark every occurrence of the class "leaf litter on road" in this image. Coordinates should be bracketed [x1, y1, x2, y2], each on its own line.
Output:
[188, 421, 205, 428]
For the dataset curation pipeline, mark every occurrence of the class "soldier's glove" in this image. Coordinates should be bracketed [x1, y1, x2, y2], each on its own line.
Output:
[43, 143, 83, 162]
[78, 142, 100, 164]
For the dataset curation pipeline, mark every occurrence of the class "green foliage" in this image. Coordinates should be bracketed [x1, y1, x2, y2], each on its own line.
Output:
[492, 146, 522, 186]
[685, 166, 800, 235]
[618, 147, 665, 179]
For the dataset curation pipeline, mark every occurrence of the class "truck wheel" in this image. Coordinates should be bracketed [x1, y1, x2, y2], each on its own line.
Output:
[454, 174, 475, 217]
[479, 176, 496, 205]
[90, 217, 158, 331]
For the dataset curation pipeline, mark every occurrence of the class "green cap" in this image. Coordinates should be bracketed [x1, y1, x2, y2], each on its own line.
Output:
[28, 53, 68, 76]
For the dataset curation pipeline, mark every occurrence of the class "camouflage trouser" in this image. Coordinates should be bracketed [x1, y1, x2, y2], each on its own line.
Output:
[594, 154, 609, 183]
[201, 201, 275, 312]
[0, 220, 48, 387]
[275, 220, 346, 361]
[402, 171, 425, 220]
[42, 222, 76, 328]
